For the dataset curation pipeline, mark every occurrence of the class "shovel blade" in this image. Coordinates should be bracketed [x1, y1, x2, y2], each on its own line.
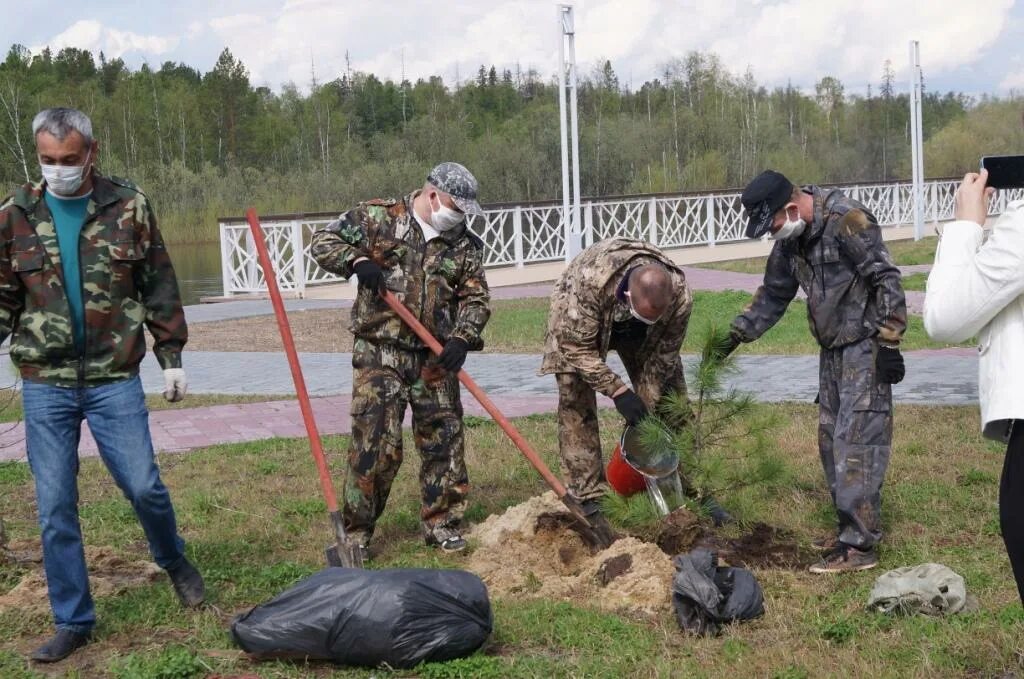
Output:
[325, 510, 364, 568]
[560, 495, 617, 551]
[325, 541, 364, 568]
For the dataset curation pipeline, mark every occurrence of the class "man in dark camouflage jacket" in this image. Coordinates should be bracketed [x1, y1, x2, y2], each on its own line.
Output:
[722, 170, 907, 574]
[311, 162, 491, 555]
[0, 108, 202, 663]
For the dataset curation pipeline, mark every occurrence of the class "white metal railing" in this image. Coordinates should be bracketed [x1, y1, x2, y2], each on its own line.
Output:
[218, 180, 1024, 297]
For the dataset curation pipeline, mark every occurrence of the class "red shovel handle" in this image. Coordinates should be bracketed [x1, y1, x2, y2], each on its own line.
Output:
[380, 290, 569, 497]
[246, 209, 340, 513]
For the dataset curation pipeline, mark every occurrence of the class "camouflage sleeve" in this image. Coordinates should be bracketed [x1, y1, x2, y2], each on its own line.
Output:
[137, 197, 187, 369]
[836, 210, 907, 346]
[731, 242, 799, 342]
[310, 207, 372, 278]
[555, 306, 627, 398]
[0, 209, 24, 344]
[451, 245, 491, 349]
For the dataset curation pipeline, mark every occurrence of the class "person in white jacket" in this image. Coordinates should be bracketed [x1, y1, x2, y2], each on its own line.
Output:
[924, 167, 1024, 604]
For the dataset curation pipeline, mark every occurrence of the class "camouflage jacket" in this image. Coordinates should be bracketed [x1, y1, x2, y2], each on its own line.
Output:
[732, 186, 907, 349]
[540, 238, 693, 400]
[310, 193, 491, 350]
[0, 173, 187, 387]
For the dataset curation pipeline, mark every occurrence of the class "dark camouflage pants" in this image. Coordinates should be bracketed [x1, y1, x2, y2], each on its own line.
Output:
[557, 336, 687, 502]
[818, 337, 893, 550]
[343, 340, 467, 544]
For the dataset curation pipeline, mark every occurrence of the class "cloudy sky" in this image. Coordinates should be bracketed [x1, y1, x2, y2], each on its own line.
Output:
[4, 0, 1023, 96]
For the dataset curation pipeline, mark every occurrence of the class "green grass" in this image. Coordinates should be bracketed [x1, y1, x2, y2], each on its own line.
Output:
[903, 272, 928, 292]
[483, 290, 971, 355]
[0, 404, 1021, 677]
[0, 393, 293, 424]
[700, 236, 939, 274]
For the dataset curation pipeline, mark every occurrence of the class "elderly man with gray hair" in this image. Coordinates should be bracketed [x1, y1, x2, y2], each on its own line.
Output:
[0, 107, 201, 663]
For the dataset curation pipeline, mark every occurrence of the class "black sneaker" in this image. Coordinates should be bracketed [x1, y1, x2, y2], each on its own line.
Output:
[808, 545, 878, 574]
[427, 526, 467, 553]
[167, 557, 206, 608]
[31, 629, 91, 663]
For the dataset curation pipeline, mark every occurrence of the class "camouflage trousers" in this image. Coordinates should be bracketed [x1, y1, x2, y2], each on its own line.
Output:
[818, 337, 893, 550]
[343, 340, 467, 544]
[557, 339, 687, 502]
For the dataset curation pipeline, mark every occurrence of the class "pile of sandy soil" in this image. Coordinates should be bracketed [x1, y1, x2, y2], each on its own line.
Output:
[0, 542, 163, 615]
[468, 491, 676, 618]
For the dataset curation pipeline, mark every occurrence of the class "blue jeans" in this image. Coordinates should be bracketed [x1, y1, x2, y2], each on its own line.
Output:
[23, 376, 186, 634]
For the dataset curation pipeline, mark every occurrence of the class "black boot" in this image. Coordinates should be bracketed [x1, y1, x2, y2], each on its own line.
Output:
[703, 497, 734, 527]
[31, 629, 91, 663]
[167, 557, 205, 608]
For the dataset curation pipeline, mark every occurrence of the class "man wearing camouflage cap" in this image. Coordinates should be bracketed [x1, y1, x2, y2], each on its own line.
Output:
[312, 162, 491, 555]
[718, 170, 907, 573]
[0, 107, 202, 662]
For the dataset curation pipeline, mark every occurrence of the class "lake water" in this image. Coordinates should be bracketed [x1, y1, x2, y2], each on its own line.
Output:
[167, 241, 225, 305]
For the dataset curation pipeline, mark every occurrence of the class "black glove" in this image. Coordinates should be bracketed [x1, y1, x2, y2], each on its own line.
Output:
[438, 337, 470, 373]
[876, 345, 905, 384]
[712, 330, 743, 362]
[613, 389, 648, 426]
[353, 259, 386, 295]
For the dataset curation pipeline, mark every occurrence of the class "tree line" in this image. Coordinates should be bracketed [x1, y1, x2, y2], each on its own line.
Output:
[0, 44, 1020, 243]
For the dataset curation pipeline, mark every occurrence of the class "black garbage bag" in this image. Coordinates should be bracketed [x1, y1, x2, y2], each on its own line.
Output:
[672, 548, 764, 636]
[231, 567, 492, 668]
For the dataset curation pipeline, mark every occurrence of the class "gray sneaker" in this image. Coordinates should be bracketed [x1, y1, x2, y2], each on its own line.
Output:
[427, 526, 467, 553]
[808, 545, 878, 574]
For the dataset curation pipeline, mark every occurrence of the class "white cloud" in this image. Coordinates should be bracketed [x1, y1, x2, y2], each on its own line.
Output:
[31, 1, 1020, 93]
[1001, 69, 1024, 91]
[33, 19, 179, 58]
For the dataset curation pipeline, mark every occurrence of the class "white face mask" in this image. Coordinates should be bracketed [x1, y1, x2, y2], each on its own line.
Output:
[770, 212, 806, 241]
[430, 194, 465, 231]
[40, 150, 91, 196]
[625, 291, 659, 325]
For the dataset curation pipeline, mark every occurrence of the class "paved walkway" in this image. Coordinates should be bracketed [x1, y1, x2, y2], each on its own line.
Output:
[187, 264, 930, 324]
[0, 348, 978, 463]
[0, 263, 944, 463]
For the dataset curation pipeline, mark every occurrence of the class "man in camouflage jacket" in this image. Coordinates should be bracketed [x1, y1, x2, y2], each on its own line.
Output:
[541, 238, 695, 519]
[1, 108, 202, 663]
[723, 170, 907, 574]
[311, 162, 490, 554]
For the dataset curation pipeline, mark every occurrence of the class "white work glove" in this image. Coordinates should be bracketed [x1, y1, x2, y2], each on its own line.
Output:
[163, 368, 187, 402]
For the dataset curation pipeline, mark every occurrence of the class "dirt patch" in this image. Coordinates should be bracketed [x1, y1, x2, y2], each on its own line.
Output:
[468, 492, 675, 618]
[597, 553, 633, 586]
[178, 309, 355, 353]
[693, 523, 814, 569]
[654, 507, 703, 555]
[0, 542, 163, 614]
[468, 494, 815, 617]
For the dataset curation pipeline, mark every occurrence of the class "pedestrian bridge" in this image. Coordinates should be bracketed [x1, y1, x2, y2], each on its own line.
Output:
[215, 178, 1021, 301]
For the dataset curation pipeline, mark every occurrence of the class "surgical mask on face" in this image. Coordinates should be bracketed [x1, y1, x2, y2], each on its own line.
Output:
[770, 211, 806, 241]
[625, 292, 659, 325]
[40, 150, 91, 196]
[430, 194, 465, 231]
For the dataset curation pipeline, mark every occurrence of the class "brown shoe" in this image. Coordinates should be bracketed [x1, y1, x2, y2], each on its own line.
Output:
[808, 545, 878, 574]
